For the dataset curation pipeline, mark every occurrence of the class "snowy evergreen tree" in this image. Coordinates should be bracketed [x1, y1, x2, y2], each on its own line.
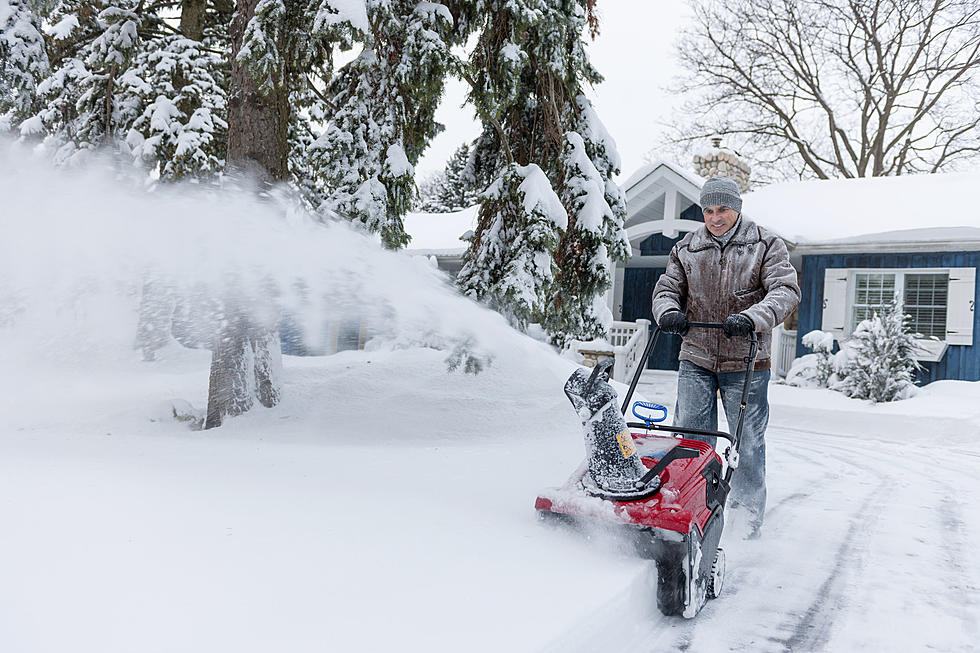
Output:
[457, 0, 629, 346]
[17, 0, 232, 179]
[418, 142, 483, 212]
[832, 300, 921, 403]
[24, 0, 141, 163]
[416, 169, 446, 212]
[544, 97, 630, 345]
[120, 35, 228, 181]
[457, 162, 566, 328]
[200, 0, 369, 427]
[312, 0, 458, 248]
[0, 0, 49, 130]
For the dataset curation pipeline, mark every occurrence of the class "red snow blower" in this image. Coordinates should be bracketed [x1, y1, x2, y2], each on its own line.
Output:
[535, 323, 758, 618]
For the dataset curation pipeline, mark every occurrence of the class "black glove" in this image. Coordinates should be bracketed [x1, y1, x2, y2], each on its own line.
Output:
[723, 313, 755, 338]
[658, 311, 690, 336]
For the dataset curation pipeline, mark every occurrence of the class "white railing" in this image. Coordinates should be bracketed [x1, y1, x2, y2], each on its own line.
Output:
[613, 319, 651, 383]
[566, 319, 651, 384]
[772, 325, 798, 378]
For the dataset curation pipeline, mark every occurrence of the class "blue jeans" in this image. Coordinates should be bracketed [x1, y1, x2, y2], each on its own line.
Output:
[674, 360, 770, 527]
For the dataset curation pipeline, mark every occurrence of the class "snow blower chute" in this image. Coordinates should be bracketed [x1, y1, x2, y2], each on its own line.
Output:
[535, 323, 758, 618]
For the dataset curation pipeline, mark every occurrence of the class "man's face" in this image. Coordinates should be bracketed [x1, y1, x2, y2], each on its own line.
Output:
[703, 205, 739, 237]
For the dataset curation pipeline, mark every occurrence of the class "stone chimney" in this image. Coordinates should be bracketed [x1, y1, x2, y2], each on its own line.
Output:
[692, 137, 751, 192]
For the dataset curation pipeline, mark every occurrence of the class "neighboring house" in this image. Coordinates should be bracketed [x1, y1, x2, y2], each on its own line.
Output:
[746, 174, 978, 383]
[401, 205, 478, 277]
[405, 163, 980, 384]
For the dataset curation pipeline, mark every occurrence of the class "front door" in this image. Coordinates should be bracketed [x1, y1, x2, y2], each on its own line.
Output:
[621, 267, 683, 370]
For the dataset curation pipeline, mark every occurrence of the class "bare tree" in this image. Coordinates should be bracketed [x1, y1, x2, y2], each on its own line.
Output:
[666, 0, 980, 180]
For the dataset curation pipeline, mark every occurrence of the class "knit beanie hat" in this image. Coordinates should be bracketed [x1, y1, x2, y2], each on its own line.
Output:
[699, 176, 742, 213]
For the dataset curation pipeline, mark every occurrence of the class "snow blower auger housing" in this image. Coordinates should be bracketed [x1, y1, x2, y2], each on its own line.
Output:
[535, 323, 758, 618]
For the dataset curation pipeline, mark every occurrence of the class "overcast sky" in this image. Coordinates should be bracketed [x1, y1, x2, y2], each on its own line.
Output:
[415, 2, 694, 184]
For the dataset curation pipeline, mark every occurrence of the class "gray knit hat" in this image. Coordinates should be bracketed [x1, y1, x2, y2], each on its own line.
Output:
[699, 176, 742, 213]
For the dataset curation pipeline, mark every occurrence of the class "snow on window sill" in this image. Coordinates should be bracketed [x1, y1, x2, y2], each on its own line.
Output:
[914, 338, 947, 363]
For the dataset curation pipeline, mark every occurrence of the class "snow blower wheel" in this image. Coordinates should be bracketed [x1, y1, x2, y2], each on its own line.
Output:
[655, 557, 687, 617]
[707, 548, 725, 599]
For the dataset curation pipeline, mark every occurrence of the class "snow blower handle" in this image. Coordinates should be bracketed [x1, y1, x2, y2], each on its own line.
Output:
[619, 323, 759, 431]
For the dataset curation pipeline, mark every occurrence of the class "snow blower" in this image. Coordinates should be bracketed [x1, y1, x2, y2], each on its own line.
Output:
[535, 323, 758, 618]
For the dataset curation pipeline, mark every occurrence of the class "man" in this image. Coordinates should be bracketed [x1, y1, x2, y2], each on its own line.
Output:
[652, 176, 800, 538]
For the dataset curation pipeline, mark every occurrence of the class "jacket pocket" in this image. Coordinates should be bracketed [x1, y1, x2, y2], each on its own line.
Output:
[732, 287, 764, 311]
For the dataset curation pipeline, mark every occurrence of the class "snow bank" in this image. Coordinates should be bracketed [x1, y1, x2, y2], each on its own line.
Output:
[768, 380, 980, 442]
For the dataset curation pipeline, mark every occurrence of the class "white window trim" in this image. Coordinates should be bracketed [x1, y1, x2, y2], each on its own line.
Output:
[822, 266, 975, 362]
[846, 268, 946, 334]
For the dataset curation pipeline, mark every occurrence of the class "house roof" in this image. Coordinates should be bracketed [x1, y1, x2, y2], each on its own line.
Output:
[401, 169, 980, 257]
[402, 205, 478, 256]
[743, 172, 980, 246]
[622, 159, 706, 194]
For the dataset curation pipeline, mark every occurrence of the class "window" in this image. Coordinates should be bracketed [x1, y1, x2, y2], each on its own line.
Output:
[903, 273, 948, 338]
[849, 271, 950, 338]
[851, 273, 896, 331]
[822, 266, 975, 356]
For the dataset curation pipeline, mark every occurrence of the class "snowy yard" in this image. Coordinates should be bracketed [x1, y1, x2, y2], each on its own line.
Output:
[2, 345, 978, 653]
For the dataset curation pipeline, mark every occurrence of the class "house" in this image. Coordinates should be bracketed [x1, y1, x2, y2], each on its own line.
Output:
[405, 160, 980, 384]
[607, 162, 980, 383]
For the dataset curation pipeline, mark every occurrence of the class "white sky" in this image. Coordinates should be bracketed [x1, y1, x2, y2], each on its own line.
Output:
[415, 2, 693, 183]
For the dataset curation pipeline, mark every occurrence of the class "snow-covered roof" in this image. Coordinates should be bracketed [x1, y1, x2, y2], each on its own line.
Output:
[404, 169, 980, 257]
[403, 205, 478, 256]
[743, 172, 980, 245]
[622, 159, 705, 193]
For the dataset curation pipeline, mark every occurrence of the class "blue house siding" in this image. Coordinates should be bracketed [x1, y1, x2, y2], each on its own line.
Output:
[797, 251, 980, 383]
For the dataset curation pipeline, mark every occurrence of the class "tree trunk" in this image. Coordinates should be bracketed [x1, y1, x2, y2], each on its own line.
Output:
[204, 0, 286, 429]
[180, 0, 207, 41]
[225, 0, 289, 181]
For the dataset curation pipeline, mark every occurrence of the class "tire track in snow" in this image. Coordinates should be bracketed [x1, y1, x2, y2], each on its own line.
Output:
[934, 493, 980, 637]
[726, 431, 892, 652]
[770, 431, 980, 651]
[774, 479, 888, 652]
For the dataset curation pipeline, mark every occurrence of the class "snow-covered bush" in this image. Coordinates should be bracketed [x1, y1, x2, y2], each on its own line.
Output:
[784, 329, 834, 387]
[831, 301, 921, 403]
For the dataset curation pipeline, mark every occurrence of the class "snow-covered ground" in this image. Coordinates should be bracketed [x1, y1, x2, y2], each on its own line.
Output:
[3, 148, 979, 652]
[2, 345, 978, 652]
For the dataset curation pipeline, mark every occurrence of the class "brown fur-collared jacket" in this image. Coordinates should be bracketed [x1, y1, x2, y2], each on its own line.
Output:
[652, 218, 801, 372]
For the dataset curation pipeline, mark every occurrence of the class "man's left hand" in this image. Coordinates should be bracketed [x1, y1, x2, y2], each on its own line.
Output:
[723, 313, 755, 338]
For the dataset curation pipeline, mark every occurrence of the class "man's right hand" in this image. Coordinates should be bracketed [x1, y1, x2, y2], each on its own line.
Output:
[658, 311, 690, 335]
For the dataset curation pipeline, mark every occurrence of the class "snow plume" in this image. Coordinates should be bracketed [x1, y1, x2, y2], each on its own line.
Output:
[0, 140, 559, 374]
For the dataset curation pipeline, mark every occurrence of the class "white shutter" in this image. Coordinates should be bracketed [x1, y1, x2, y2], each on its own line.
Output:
[946, 267, 976, 346]
[821, 268, 848, 338]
